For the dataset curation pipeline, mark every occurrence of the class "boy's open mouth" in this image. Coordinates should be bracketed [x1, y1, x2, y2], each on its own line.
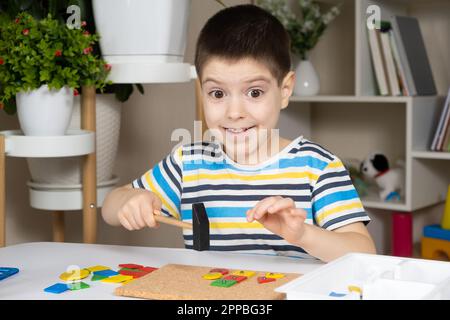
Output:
[222, 126, 256, 134]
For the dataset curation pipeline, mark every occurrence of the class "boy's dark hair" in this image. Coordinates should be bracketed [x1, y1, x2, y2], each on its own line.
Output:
[195, 4, 291, 86]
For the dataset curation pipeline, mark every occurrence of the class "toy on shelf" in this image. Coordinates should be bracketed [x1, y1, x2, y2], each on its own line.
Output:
[421, 185, 450, 261]
[360, 153, 405, 202]
[421, 225, 450, 261]
[442, 185, 450, 230]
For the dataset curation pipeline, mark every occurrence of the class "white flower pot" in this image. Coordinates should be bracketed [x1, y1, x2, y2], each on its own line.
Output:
[92, 0, 191, 64]
[293, 60, 320, 96]
[27, 94, 122, 184]
[16, 85, 74, 136]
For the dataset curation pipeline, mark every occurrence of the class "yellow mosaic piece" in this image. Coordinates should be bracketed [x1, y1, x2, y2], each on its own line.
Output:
[348, 285, 362, 294]
[121, 279, 135, 285]
[202, 272, 223, 280]
[231, 270, 256, 278]
[59, 268, 90, 282]
[265, 272, 285, 279]
[101, 275, 134, 283]
[85, 265, 110, 272]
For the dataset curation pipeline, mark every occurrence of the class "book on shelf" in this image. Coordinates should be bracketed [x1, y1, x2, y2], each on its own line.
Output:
[368, 26, 389, 95]
[438, 97, 450, 152]
[380, 21, 401, 96]
[443, 124, 450, 152]
[389, 28, 409, 96]
[430, 87, 450, 151]
[391, 16, 437, 96]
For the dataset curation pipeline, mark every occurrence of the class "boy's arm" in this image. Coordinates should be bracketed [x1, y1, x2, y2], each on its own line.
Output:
[101, 183, 161, 229]
[246, 196, 376, 262]
[304, 153, 375, 261]
[102, 145, 184, 230]
[102, 183, 132, 226]
[295, 221, 376, 262]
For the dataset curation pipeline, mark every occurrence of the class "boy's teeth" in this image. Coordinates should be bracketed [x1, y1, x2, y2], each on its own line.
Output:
[226, 127, 251, 133]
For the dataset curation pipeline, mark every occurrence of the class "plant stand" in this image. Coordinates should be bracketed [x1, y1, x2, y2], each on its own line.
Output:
[81, 86, 97, 244]
[0, 85, 97, 246]
[53, 211, 65, 242]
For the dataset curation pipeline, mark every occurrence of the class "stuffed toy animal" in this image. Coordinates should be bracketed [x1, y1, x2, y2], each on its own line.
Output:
[360, 153, 405, 202]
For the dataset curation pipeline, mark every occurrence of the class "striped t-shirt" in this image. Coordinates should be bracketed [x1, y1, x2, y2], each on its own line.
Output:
[132, 135, 370, 259]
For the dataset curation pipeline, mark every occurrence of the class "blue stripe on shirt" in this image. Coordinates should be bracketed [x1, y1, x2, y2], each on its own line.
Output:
[182, 207, 248, 219]
[181, 207, 313, 220]
[313, 189, 360, 213]
[183, 155, 328, 172]
[152, 165, 180, 210]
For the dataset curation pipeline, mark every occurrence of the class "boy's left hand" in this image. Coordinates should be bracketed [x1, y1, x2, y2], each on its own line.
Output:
[246, 196, 307, 245]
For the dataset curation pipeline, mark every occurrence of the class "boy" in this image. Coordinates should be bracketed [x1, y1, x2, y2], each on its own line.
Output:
[102, 5, 376, 262]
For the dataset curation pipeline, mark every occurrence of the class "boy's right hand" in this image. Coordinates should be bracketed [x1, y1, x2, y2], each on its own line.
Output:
[117, 189, 162, 231]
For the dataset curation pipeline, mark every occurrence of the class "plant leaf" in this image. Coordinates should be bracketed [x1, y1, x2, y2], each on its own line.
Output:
[135, 83, 144, 95]
[114, 84, 133, 102]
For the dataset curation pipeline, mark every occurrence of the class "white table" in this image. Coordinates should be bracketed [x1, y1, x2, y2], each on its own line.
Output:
[0, 242, 323, 300]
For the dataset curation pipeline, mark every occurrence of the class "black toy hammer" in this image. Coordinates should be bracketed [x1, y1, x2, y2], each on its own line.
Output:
[153, 203, 210, 251]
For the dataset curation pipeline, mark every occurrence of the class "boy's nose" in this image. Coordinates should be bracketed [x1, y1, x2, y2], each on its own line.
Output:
[226, 98, 246, 120]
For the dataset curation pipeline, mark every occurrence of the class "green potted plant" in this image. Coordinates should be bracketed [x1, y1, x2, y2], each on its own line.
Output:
[0, 1, 143, 185]
[0, 11, 115, 190]
[0, 0, 145, 107]
[0, 12, 110, 135]
[257, 0, 341, 96]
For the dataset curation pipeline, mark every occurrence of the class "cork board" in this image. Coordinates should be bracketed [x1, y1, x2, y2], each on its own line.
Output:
[115, 264, 301, 300]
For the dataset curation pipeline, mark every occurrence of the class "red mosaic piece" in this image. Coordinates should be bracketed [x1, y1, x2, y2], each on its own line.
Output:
[118, 263, 143, 269]
[209, 268, 229, 275]
[223, 275, 247, 283]
[140, 266, 158, 274]
[257, 276, 276, 284]
[118, 269, 146, 278]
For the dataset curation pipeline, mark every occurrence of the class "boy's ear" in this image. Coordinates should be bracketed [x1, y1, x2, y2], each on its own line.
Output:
[281, 71, 295, 109]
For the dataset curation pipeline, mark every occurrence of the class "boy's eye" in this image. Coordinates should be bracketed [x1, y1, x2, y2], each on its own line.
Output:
[209, 90, 225, 99]
[248, 89, 263, 98]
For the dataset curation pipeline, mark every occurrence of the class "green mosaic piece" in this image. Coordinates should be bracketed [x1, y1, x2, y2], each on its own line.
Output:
[91, 274, 108, 281]
[210, 279, 237, 288]
[120, 267, 140, 272]
[68, 282, 90, 290]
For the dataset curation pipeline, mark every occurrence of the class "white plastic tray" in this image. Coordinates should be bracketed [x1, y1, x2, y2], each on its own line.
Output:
[275, 253, 450, 300]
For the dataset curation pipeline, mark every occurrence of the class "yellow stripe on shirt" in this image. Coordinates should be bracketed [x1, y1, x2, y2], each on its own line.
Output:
[183, 172, 319, 183]
[177, 146, 183, 163]
[326, 160, 344, 169]
[315, 201, 364, 224]
[210, 222, 265, 229]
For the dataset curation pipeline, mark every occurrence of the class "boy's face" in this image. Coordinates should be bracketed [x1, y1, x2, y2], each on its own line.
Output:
[201, 57, 295, 164]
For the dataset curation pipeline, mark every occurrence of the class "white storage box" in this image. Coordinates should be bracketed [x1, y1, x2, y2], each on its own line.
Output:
[275, 253, 450, 300]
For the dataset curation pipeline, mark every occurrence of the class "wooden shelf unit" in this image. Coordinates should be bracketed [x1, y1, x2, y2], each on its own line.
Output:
[285, 0, 450, 257]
